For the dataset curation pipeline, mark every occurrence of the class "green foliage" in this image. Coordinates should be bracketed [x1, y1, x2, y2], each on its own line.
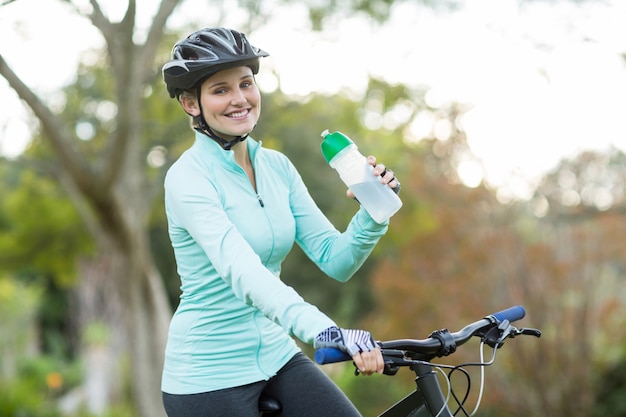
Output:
[335, 366, 417, 416]
[0, 379, 60, 417]
[0, 276, 78, 416]
[0, 160, 92, 286]
[0, 276, 41, 375]
[592, 359, 626, 417]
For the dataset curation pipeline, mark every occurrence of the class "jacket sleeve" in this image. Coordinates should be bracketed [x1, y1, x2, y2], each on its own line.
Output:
[286, 159, 389, 282]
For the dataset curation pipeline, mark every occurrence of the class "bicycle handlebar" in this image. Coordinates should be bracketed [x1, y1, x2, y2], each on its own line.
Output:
[315, 305, 527, 365]
[489, 305, 525, 323]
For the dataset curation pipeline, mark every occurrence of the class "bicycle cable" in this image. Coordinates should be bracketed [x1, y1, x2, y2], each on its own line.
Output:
[448, 366, 471, 416]
[468, 341, 487, 416]
[410, 340, 502, 416]
[460, 340, 502, 416]
[433, 365, 451, 417]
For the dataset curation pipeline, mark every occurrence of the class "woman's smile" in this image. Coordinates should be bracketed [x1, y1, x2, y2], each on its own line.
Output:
[225, 109, 251, 119]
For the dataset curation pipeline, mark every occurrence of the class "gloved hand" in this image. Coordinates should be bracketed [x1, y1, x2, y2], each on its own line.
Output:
[314, 326, 377, 357]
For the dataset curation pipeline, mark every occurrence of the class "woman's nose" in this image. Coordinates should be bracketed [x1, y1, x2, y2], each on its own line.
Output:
[231, 89, 247, 105]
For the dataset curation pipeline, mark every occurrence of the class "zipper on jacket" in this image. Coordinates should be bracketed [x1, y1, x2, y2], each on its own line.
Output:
[252, 146, 264, 208]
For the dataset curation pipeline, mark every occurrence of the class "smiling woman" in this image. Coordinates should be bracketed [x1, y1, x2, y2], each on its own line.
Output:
[159, 26, 402, 417]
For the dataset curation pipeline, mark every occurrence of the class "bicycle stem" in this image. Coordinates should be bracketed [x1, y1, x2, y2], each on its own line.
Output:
[412, 363, 453, 417]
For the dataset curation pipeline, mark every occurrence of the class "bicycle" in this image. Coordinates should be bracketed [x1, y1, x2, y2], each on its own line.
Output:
[312, 305, 541, 417]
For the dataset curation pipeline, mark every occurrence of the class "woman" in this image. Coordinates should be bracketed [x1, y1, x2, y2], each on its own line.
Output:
[161, 27, 400, 416]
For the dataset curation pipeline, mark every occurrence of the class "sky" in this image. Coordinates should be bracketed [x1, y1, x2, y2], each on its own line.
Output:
[1, 0, 626, 199]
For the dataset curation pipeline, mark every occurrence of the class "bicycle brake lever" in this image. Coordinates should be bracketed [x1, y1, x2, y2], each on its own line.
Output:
[498, 326, 542, 344]
[481, 320, 513, 348]
[483, 323, 542, 348]
[352, 361, 400, 376]
[513, 327, 542, 338]
[495, 320, 515, 345]
[383, 364, 400, 376]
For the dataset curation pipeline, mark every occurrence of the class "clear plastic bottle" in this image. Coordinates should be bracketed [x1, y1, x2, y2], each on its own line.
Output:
[320, 130, 402, 223]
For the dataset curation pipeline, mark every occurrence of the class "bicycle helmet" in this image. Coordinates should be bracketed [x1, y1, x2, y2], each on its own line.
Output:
[163, 27, 269, 99]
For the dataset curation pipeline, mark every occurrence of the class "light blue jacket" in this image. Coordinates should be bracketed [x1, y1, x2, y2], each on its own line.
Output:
[161, 132, 388, 394]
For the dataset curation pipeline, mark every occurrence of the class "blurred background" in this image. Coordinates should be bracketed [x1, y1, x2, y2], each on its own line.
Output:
[1, 0, 625, 416]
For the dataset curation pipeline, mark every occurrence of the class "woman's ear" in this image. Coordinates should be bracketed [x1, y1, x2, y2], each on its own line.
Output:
[180, 94, 201, 117]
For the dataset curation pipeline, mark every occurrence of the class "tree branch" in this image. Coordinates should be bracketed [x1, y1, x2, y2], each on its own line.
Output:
[141, 0, 183, 78]
[96, 0, 136, 189]
[100, 0, 183, 189]
[87, 0, 115, 39]
[0, 54, 95, 193]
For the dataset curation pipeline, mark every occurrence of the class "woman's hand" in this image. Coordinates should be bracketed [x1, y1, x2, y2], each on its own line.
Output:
[314, 327, 384, 375]
[346, 155, 400, 199]
[351, 347, 384, 376]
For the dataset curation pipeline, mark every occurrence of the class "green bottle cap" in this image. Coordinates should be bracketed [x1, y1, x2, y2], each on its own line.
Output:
[320, 130, 354, 163]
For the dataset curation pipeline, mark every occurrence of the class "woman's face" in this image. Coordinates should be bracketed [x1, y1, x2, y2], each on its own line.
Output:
[197, 66, 261, 141]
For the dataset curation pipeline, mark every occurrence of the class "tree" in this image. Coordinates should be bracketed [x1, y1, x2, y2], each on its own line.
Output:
[0, 1, 185, 414]
[358, 136, 626, 416]
[512, 148, 626, 416]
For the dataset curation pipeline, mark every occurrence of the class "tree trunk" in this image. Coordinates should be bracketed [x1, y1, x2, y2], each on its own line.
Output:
[75, 254, 124, 414]
[124, 229, 171, 417]
[73, 220, 171, 417]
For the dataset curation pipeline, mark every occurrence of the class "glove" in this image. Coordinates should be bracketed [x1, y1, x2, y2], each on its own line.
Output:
[314, 326, 377, 357]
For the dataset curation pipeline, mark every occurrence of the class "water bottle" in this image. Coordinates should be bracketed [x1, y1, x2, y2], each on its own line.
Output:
[320, 130, 402, 223]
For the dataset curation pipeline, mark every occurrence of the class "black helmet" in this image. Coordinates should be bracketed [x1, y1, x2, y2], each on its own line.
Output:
[163, 27, 269, 98]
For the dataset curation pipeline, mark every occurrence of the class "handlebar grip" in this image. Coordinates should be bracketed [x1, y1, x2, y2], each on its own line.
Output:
[315, 348, 352, 364]
[490, 305, 525, 323]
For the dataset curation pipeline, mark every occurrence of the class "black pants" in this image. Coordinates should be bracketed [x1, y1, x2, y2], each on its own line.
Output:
[162, 352, 361, 417]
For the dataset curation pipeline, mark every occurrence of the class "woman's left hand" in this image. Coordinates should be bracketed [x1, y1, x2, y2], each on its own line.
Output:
[346, 155, 400, 199]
